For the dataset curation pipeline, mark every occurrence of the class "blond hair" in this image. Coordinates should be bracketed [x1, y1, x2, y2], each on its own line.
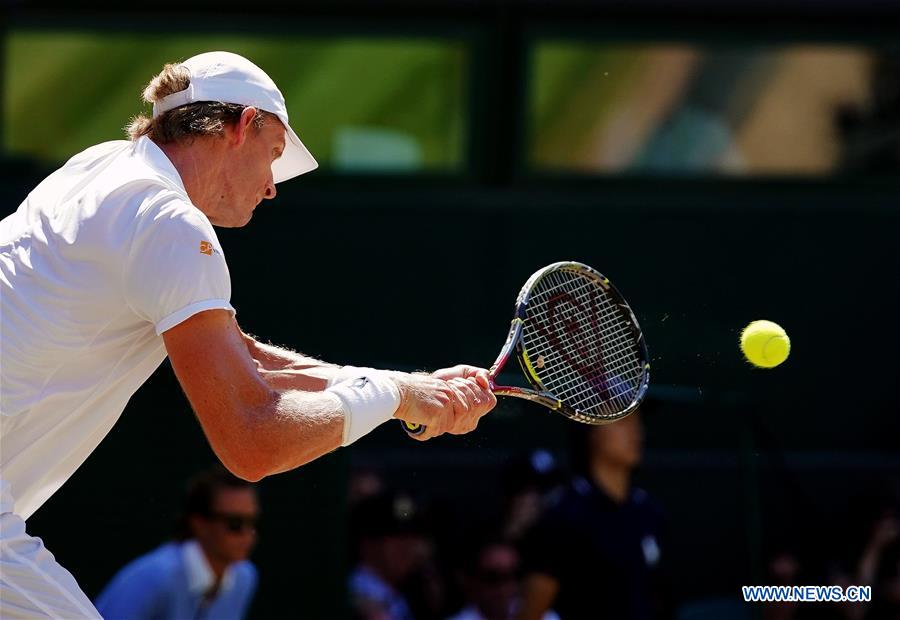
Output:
[127, 62, 270, 143]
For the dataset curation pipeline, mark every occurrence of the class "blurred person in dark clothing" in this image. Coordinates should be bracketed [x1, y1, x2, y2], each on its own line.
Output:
[350, 490, 434, 620]
[95, 466, 258, 620]
[448, 535, 558, 620]
[838, 53, 900, 173]
[500, 450, 563, 545]
[763, 550, 802, 620]
[518, 410, 670, 620]
[856, 509, 900, 620]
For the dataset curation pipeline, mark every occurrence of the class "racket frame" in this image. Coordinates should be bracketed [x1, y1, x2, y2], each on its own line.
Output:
[491, 261, 650, 425]
[403, 261, 650, 435]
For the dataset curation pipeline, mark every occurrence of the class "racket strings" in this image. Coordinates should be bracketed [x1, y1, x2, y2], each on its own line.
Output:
[528, 313, 641, 414]
[521, 269, 645, 419]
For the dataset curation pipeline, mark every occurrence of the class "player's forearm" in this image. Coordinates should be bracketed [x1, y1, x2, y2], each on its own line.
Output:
[219, 371, 404, 479]
[212, 389, 345, 480]
[256, 390, 346, 474]
[254, 367, 406, 474]
[251, 348, 403, 395]
[240, 330, 336, 372]
[240, 331, 345, 390]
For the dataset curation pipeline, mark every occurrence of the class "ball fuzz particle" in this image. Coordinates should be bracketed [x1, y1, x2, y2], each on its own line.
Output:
[740, 320, 790, 368]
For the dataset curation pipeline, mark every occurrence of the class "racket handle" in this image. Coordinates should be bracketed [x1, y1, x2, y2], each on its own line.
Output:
[401, 420, 426, 436]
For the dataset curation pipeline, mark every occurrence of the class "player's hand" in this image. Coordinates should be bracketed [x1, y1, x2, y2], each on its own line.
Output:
[432, 365, 497, 434]
[391, 372, 494, 440]
[441, 375, 496, 434]
[390, 373, 462, 440]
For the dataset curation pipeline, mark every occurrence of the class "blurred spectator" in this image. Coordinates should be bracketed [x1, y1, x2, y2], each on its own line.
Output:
[500, 450, 563, 544]
[95, 466, 259, 620]
[349, 465, 386, 507]
[518, 410, 670, 620]
[403, 549, 448, 620]
[350, 490, 431, 620]
[448, 534, 559, 620]
[762, 550, 801, 620]
[838, 53, 900, 173]
[856, 510, 900, 620]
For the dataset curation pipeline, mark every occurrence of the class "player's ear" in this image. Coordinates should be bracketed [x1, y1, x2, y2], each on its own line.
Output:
[231, 107, 258, 147]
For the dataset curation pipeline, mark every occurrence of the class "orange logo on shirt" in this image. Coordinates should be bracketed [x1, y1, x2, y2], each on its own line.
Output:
[199, 241, 214, 256]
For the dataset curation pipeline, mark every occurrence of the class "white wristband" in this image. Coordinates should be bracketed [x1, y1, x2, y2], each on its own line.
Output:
[326, 366, 380, 388]
[326, 370, 401, 446]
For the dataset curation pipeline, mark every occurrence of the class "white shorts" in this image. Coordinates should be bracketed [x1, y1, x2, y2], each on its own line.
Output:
[0, 511, 101, 619]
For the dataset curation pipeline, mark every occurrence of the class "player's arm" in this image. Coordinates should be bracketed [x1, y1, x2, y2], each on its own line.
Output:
[242, 331, 495, 399]
[239, 330, 339, 391]
[163, 310, 494, 479]
[163, 309, 343, 480]
[517, 573, 560, 620]
[240, 330, 334, 373]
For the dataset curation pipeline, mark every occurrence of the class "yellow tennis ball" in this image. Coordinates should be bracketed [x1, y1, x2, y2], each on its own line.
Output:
[740, 320, 790, 368]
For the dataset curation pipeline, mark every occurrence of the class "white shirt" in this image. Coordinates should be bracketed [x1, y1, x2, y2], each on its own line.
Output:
[183, 540, 236, 596]
[0, 137, 234, 519]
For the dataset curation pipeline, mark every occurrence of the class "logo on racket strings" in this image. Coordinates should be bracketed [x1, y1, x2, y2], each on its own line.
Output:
[533, 288, 610, 399]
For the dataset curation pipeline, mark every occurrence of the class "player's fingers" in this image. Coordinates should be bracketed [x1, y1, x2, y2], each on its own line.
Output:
[467, 378, 497, 412]
[452, 378, 480, 417]
[450, 377, 477, 401]
[414, 383, 456, 438]
[457, 365, 488, 384]
[439, 383, 471, 435]
[431, 364, 489, 382]
[447, 378, 484, 434]
[400, 404, 445, 441]
[431, 364, 468, 381]
[463, 380, 495, 424]
[468, 367, 492, 390]
[400, 372, 479, 438]
[447, 381, 470, 415]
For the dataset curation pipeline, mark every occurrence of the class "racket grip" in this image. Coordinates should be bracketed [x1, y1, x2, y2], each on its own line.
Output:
[401, 420, 426, 436]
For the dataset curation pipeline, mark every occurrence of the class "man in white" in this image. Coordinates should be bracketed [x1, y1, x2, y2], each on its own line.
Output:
[0, 51, 496, 618]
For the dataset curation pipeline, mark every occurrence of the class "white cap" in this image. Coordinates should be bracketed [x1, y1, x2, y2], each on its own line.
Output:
[151, 51, 317, 183]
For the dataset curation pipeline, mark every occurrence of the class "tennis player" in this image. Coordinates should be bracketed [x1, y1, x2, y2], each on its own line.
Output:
[0, 51, 496, 618]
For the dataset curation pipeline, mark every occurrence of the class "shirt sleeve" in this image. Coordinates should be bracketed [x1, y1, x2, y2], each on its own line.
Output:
[124, 198, 234, 335]
[232, 563, 258, 619]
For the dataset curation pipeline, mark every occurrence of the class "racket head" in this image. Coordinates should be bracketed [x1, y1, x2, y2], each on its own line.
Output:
[494, 261, 650, 425]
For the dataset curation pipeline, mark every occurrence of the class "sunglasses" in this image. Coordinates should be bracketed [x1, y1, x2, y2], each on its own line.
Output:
[207, 512, 259, 534]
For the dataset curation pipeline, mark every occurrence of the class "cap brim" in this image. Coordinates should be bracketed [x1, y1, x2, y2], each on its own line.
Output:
[272, 123, 318, 184]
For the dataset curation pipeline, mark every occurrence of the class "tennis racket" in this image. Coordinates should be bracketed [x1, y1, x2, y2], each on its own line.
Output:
[402, 261, 650, 435]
